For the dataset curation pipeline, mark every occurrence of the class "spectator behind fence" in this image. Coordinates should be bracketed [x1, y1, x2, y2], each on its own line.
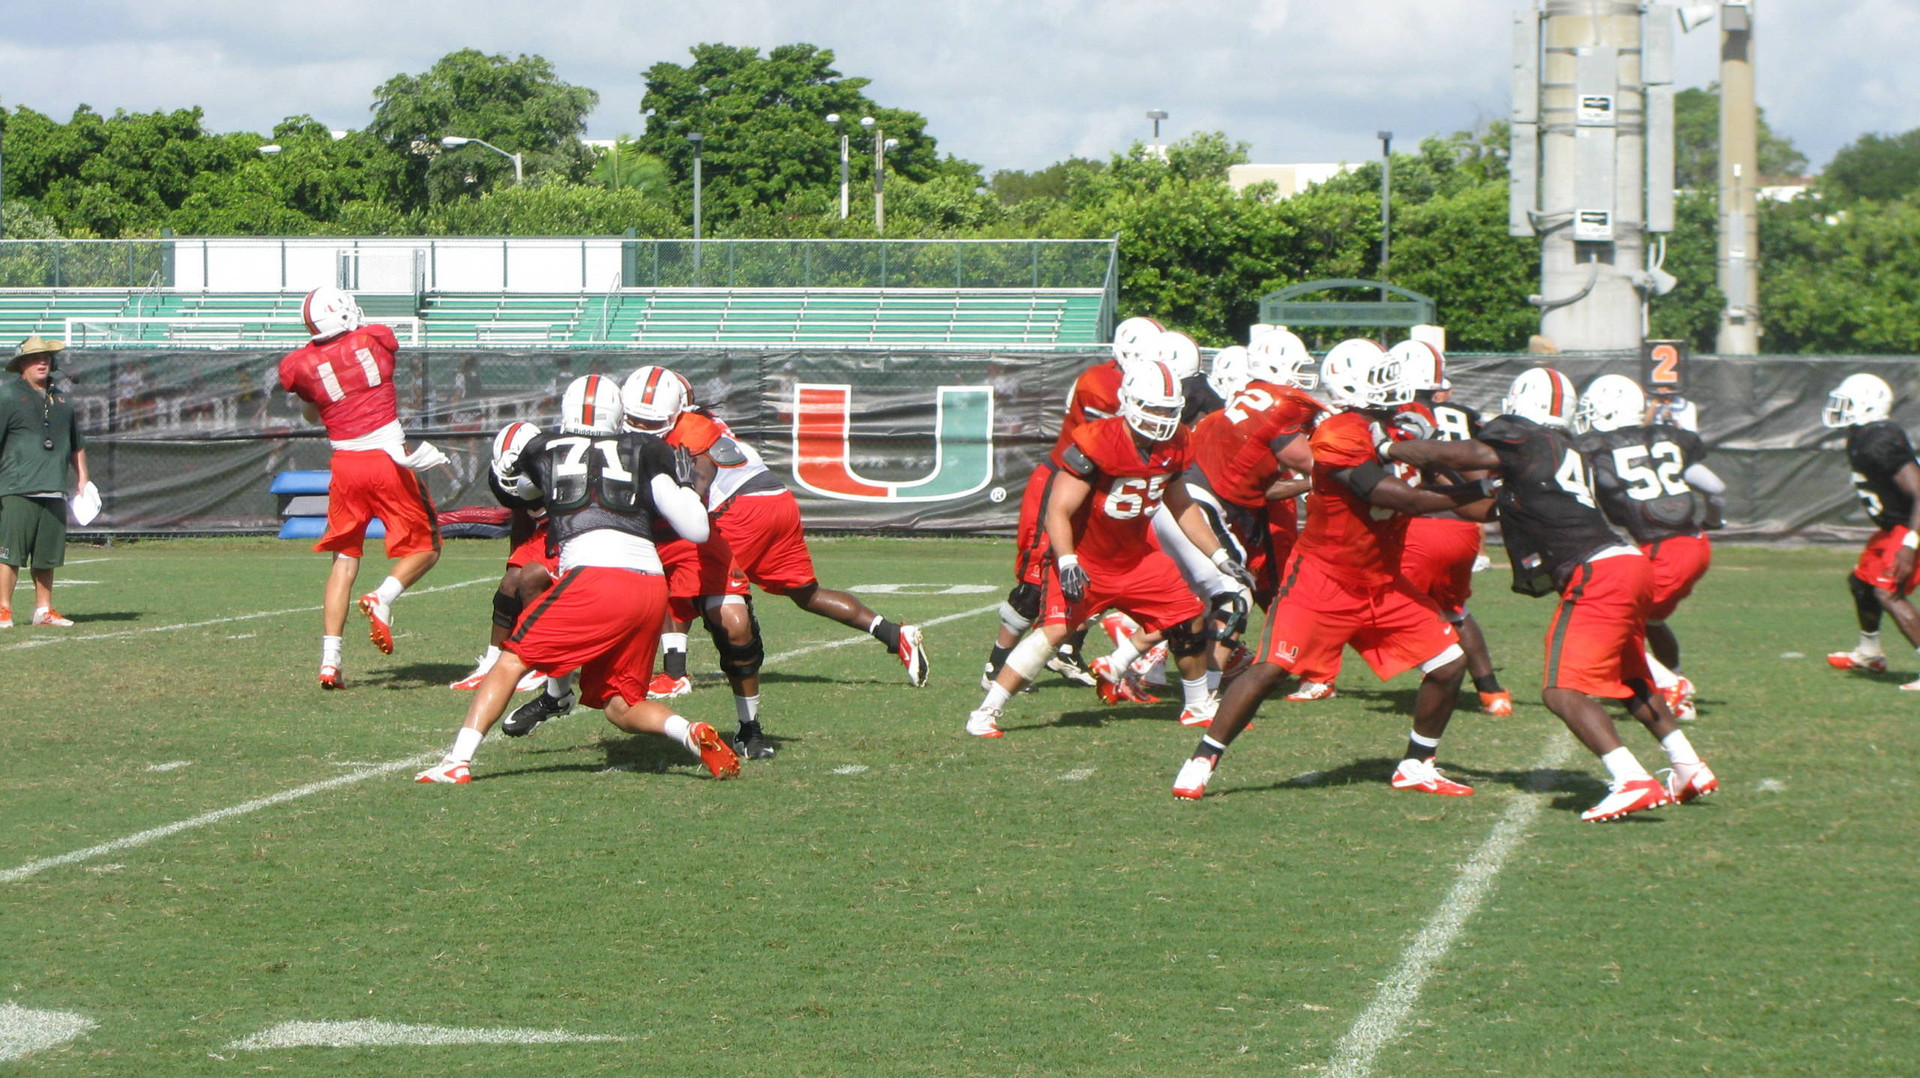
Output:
[0, 336, 91, 629]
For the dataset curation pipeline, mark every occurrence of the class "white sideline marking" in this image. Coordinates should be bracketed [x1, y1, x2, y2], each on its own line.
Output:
[0, 576, 496, 652]
[1327, 733, 1577, 1078]
[1756, 778, 1786, 793]
[0, 756, 435, 884]
[146, 761, 192, 772]
[1056, 768, 1095, 781]
[10, 579, 98, 588]
[0, 1003, 97, 1061]
[831, 765, 870, 775]
[227, 1020, 623, 1050]
[850, 583, 998, 595]
[1, 600, 1002, 884]
[1779, 651, 1804, 659]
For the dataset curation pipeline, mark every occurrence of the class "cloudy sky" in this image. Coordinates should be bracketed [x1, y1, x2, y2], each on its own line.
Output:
[3, 1, 1913, 175]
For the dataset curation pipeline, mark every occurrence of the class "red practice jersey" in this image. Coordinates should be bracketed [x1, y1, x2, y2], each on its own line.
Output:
[279, 324, 402, 441]
[1296, 409, 1420, 588]
[1192, 380, 1323, 508]
[1051, 360, 1126, 455]
[1053, 416, 1194, 570]
[666, 410, 726, 456]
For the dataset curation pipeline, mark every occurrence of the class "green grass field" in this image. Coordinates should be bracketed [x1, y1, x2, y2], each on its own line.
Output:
[1, 537, 1915, 1075]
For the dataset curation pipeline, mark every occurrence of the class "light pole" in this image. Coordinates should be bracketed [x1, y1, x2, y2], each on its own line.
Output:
[1377, 130, 1393, 298]
[827, 114, 850, 219]
[687, 132, 704, 241]
[440, 136, 523, 184]
[1146, 109, 1168, 155]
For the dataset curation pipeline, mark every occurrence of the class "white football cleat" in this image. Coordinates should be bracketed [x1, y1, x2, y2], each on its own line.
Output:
[1286, 680, 1337, 702]
[898, 624, 930, 687]
[449, 654, 497, 690]
[1826, 649, 1888, 674]
[358, 592, 395, 655]
[31, 608, 73, 627]
[514, 668, 550, 694]
[1390, 757, 1474, 796]
[1582, 777, 1673, 822]
[1172, 755, 1217, 800]
[1177, 694, 1218, 727]
[414, 757, 471, 784]
[965, 705, 1004, 738]
[1663, 761, 1719, 804]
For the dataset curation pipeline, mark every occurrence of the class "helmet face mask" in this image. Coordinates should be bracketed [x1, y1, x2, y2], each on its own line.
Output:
[621, 365, 688, 433]
[1579, 374, 1646, 433]
[1823, 372, 1893, 429]
[560, 374, 623, 435]
[1246, 328, 1316, 390]
[1319, 339, 1409, 410]
[1119, 360, 1185, 442]
[302, 286, 363, 341]
[1501, 367, 1580, 430]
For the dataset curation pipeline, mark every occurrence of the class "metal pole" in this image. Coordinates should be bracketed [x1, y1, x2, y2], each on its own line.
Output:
[689, 133, 704, 277]
[1716, 6, 1760, 354]
[840, 134, 850, 219]
[873, 129, 884, 233]
[512, 153, 524, 185]
[1378, 131, 1393, 300]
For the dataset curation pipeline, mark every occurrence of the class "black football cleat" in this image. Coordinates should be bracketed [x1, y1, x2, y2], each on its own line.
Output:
[502, 691, 574, 738]
[732, 720, 776, 760]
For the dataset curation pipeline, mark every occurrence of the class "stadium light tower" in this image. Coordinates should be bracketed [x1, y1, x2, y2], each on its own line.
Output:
[1146, 109, 1168, 155]
[441, 136, 523, 184]
[827, 114, 850, 219]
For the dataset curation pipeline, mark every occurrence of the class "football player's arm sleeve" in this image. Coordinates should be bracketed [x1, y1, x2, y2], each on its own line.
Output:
[1384, 436, 1500, 472]
[1044, 468, 1094, 561]
[650, 472, 710, 544]
[1682, 462, 1725, 495]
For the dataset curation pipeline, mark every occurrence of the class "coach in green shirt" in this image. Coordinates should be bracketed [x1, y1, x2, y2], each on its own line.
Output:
[0, 336, 89, 628]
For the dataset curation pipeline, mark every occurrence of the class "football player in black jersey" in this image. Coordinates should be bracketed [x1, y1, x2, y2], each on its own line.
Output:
[1819, 372, 1920, 687]
[416, 375, 740, 784]
[1579, 374, 1727, 719]
[1385, 368, 1717, 822]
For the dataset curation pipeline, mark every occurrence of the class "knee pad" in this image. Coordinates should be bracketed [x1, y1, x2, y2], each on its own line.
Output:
[710, 604, 765, 680]
[1001, 582, 1041, 634]
[1007, 630, 1057, 681]
[1165, 620, 1208, 659]
[1849, 573, 1882, 611]
[491, 589, 524, 631]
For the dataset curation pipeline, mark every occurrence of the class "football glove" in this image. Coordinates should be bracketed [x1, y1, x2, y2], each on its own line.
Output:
[1392, 410, 1435, 441]
[1210, 548, 1257, 593]
[672, 446, 697, 487]
[1057, 555, 1089, 604]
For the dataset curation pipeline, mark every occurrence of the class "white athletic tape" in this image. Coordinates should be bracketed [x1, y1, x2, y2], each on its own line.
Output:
[0, 1003, 97, 1061]
[0, 576, 497, 652]
[227, 1020, 622, 1050]
[1327, 732, 1577, 1078]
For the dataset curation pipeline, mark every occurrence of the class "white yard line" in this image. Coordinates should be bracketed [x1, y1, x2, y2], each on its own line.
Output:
[0, 1004, 97, 1061]
[0, 576, 497, 651]
[1327, 732, 1578, 1078]
[226, 1020, 623, 1050]
[2, 601, 1001, 884]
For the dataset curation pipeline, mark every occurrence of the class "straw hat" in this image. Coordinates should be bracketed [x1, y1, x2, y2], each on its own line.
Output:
[8, 336, 63, 373]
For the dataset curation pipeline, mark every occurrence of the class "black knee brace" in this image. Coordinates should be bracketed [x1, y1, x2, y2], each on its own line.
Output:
[492, 589, 525, 631]
[1849, 573, 1884, 622]
[710, 602, 766, 680]
[1006, 581, 1042, 623]
[1165, 620, 1208, 659]
[1207, 590, 1250, 641]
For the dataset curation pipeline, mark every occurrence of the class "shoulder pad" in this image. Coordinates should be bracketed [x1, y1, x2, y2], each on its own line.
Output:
[708, 436, 749, 467]
[1059, 443, 1099, 478]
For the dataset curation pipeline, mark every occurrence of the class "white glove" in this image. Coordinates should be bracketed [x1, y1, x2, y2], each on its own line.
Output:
[401, 441, 450, 472]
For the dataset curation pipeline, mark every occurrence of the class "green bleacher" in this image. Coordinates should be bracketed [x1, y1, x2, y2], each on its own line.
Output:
[0, 290, 140, 343]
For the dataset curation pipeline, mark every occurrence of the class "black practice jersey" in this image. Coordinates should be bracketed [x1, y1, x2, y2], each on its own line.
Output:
[1580, 423, 1708, 544]
[1180, 371, 1225, 427]
[1479, 414, 1626, 596]
[1426, 400, 1482, 443]
[519, 429, 687, 550]
[1846, 421, 1919, 530]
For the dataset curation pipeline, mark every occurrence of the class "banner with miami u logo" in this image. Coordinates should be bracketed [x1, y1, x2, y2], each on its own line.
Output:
[791, 383, 995, 502]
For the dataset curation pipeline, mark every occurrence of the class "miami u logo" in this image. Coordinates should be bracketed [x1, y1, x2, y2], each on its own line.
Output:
[791, 383, 995, 503]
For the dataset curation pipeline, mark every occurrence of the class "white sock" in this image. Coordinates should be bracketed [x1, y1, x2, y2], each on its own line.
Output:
[664, 714, 693, 751]
[451, 726, 485, 763]
[734, 693, 760, 726]
[34, 605, 50, 618]
[1859, 630, 1884, 657]
[1108, 636, 1143, 673]
[1601, 746, 1651, 784]
[662, 631, 688, 658]
[321, 635, 342, 666]
[546, 672, 575, 700]
[1659, 730, 1700, 766]
[1644, 651, 1679, 690]
[1408, 731, 1440, 754]
[1181, 676, 1211, 709]
[374, 576, 404, 606]
[980, 683, 1013, 712]
[1206, 668, 1222, 692]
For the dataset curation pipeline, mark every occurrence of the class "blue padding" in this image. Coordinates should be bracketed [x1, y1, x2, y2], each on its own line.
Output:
[278, 517, 385, 540]
[270, 470, 333, 495]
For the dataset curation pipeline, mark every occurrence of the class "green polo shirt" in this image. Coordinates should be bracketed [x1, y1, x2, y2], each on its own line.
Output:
[0, 375, 85, 498]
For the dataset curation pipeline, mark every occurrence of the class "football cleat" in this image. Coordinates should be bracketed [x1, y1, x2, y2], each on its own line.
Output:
[1581, 776, 1673, 822]
[449, 654, 496, 690]
[688, 721, 741, 779]
[1286, 680, 1337, 702]
[1390, 757, 1474, 796]
[898, 624, 930, 687]
[732, 720, 776, 760]
[1900, 677, 1920, 692]
[414, 757, 471, 784]
[1178, 694, 1218, 727]
[1826, 649, 1888, 674]
[1172, 754, 1218, 800]
[1048, 649, 1101, 687]
[31, 608, 73, 627]
[966, 705, 1005, 738]
[1091, 657, 1161, 704]
[647, 672, 693, 700]
[1128, 643, 1170, 681]
[1221, 643, 1255, 681]
[1479, 690, 1514, 717]
[318, 664, 344, 690]
[502, 691, 573, 738]
[1662, 675, 1697, 720]
[1662, 761, 1719, 804]
[1100, 611, 1141, 647]
[514, 668, 549, 694]
[358, 593, 395, 655]
[0, 606, 11, 629]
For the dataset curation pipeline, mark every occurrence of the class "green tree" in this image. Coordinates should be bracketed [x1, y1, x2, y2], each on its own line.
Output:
[421, 182, 683, 237]
[989, 158, 1105, 206]
[1672, 85, 1808, 189]
[368, 49, 598, 212]
[1821, 130, 1920, 203]
[590, 137, 670, 196]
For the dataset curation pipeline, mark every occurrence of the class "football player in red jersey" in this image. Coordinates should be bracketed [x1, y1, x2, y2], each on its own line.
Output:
[1817, 372, 1920, 688]
[982, 315, 1163, 690]
[1384, 368, 1718, 821]
[1170, 340, 1495, 802]
[278, 287, 442, 688]
[966, 360, 1258, 737]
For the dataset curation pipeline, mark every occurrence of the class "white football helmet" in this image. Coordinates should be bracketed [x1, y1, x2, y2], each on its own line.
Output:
[1119, 360, 1185, 442]
[1111, 316, 1165, 370]
[1823, 372, 1894, 429]
[559, 374, 622, 435]
[1152, 330, 1201, 380]
[1391, 339, 1447, 393]
[1208, 346, 1250, 401]
[490, 420, 541, 476]
[1501, 367, 1580, 430]
[622, 365, 690, 433]
[301, 286, 363, 341]
[1247, 328, 1316, 390]
[1319, 339, 1410, 410]
[1580, 374, 1647, 433]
